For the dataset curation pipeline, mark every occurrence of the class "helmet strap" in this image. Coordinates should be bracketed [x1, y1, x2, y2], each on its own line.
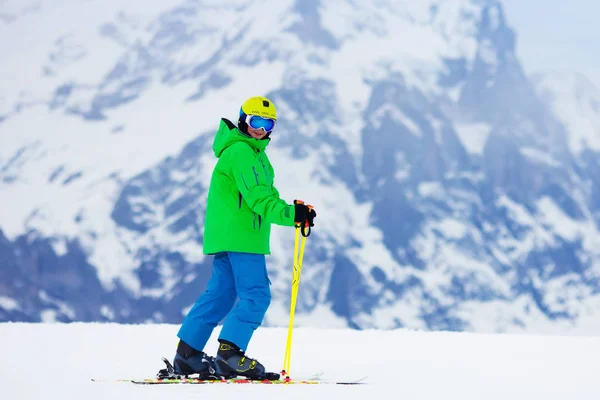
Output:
[237, 114, 251, 136]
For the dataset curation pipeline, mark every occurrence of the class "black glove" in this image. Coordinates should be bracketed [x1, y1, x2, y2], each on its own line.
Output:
[294, 201, 317, 227]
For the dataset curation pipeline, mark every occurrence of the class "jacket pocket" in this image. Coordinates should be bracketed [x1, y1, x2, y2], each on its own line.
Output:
[251, 212, 263, 230]
[251, 212, 263, 231]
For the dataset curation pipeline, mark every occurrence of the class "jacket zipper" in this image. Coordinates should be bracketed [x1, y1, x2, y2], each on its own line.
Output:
[251, 166, 260, 230]
[252, 166, 260, 184]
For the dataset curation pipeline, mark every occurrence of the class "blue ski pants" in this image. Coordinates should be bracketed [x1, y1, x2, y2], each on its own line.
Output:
[177, 252, 271, 352]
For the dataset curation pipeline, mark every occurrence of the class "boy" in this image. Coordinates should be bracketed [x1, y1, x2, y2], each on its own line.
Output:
[173, 96, 316, 380]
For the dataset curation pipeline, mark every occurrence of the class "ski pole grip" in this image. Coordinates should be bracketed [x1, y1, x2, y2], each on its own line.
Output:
[301, 205, 313, 237]
[293, 200, 312, 237]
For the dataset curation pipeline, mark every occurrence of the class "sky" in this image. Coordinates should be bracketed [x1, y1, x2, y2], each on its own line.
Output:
[502, 0, 600, 87]
[1, 323, 600, 400]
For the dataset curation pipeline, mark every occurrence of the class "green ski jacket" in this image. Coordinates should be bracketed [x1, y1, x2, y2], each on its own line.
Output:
[202, 118, 296, 255]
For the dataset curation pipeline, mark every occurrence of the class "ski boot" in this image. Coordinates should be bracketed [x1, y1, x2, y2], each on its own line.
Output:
[215, 340, 280, 380]
[165, 340, 219, 379]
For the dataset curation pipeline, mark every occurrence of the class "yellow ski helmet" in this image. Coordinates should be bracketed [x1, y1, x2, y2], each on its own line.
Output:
[238, 96, 277, 137]
[239, 96, 277, 120]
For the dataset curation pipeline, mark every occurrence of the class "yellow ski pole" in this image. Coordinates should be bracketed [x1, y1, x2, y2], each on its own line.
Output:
[282, 224, 301, 380]
[285, 229, 308, 377]
[282, 202, 312, 381]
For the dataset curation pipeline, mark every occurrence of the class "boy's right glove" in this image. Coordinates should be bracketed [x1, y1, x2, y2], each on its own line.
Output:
[294, 200, 317, 227]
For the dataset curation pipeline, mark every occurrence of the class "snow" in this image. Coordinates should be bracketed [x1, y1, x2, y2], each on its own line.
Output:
[369, 105, 421, 137]
[422, 238, 511, 300]
[100, 306, 116, 321]
[536, 196, 582, 242]
[418, 181, 444, 197]
[367, 290, 427, 329]
[497, 194, 536, 227]
[496, 193, 593, 262]
[1, 323, 600, 399]
[319, 0, 481, 115]
[38, 290, 77, 321]
[266, 147, 407, 302]
[461, 293, 600, 337]
[520, 147, 561, 167]
[533, 71, 600, 154]
[395, 152, 412, 181]
[0, 0, 184, 115]
[0, 297, 20, 311]
[51, 237, 68, 256]
[541, 274, 593, 315]
[453, 122, 492, 154]
[479, 39, 499, 68]
[435, 218, 469, 240]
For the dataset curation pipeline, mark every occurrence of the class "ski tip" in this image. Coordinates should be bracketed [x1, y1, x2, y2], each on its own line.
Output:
[338, 376, 368, 384]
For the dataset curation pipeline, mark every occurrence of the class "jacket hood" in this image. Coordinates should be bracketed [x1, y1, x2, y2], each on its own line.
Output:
[213, 118, 270, 158]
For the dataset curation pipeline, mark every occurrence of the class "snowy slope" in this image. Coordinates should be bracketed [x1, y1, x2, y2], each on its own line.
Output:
[1, 323, 600, 400]
[2, 0, 600, 334]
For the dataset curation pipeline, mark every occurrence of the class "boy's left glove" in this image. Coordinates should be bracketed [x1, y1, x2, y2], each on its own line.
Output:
[294, 201, 317, 227]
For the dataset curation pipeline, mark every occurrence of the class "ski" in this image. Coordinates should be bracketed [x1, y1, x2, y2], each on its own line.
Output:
[129, 376, 367, 385]
[91, 375, 366, 385]
[91, 372, 366, 385]
[91, 357, 366, 385]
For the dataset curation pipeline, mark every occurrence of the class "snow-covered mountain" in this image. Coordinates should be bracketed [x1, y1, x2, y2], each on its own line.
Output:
[1, 0, 599, 334]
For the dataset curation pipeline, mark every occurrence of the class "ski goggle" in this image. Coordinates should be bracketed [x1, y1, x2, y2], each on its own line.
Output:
[244, 114, 276, 133]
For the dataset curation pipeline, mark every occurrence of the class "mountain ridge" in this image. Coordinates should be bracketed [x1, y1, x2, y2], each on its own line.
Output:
[1, 0, 599, 335]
